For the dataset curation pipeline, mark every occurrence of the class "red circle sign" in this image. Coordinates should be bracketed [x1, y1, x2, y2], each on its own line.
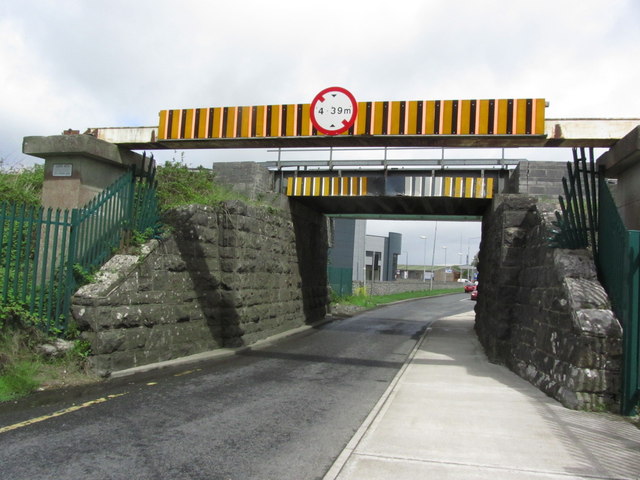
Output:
[310, 87, 358, 135]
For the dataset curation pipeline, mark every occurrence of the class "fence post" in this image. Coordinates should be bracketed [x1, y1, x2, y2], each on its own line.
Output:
[59, 208, 80, 332]
[622, 231, 640, 415]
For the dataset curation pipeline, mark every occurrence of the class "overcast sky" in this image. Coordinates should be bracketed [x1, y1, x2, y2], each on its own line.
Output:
[2, 0, 639, 265]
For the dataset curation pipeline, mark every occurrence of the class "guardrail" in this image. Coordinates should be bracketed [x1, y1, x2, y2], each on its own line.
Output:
[263, 147, 522, 171]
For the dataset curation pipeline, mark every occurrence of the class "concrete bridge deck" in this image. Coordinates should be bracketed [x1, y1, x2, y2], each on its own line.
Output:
[87, 118, 640, 149]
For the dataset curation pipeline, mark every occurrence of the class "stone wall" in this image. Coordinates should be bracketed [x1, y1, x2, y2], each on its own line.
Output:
[72, 199, 329, 375]
[362, 280, 462, 296]
[475, 194, 623, 411]
[211, 162, 275, 201]
[508, 160, 568, 197]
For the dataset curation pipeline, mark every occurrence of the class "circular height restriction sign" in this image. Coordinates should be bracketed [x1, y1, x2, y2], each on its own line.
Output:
[310, 87, 358, 135]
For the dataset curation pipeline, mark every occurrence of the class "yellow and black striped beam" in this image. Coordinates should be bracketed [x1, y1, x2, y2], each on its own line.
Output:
[159, 98, 545, 141]
[286, 177, 368, 197]
[285, 175, 495, 199]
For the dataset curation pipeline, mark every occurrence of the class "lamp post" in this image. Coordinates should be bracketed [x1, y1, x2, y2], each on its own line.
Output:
[430, 222, 438, 290]
[403, 251, 409, 279]
[442, 246, 448, 282]
[419, 235, 427, 282]
[467, 236, 481, 280]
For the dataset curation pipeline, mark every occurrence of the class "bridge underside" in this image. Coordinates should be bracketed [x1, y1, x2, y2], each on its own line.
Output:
[291, 195, 489, 219]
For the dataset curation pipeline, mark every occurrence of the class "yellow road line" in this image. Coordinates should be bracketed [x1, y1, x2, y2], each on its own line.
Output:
[0, 393, 127, 435]
[173, 369, 201, 377]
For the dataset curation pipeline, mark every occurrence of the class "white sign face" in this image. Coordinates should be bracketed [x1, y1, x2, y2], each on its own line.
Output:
[52, 164, 73, 177]
[310, 86, 358, 135]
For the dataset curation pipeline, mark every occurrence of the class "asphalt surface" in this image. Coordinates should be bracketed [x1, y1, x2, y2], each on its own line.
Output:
[0, 293, 473, 480]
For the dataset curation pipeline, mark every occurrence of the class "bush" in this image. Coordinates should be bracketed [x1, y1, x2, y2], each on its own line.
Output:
[156, 161, 245, 211]
[0, 163, 44, 206]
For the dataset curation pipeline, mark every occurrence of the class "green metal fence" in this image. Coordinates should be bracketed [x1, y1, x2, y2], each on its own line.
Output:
[551, 147, 639, 415]
[598, 177, 640, 416]
[549, 148, 598, 251]
[328, 266, 353, 297]
[0, 156, 158, 333]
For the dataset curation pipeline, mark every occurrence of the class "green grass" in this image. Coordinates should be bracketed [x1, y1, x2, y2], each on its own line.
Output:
[333, 288, 462, 309]
[0, 326, 97, 403]
[0, 361, 39, 401]
[156, 161, 248, 211]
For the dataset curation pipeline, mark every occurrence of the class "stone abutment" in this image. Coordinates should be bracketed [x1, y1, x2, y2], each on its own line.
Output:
[475, 194, 622, 411]
[72, 199, 329, 375]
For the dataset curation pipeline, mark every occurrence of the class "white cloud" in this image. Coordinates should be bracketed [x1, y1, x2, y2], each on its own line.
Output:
[1, 0, 638, 161]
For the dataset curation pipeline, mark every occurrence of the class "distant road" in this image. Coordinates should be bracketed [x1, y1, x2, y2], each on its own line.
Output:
[0, 293, 473, 480]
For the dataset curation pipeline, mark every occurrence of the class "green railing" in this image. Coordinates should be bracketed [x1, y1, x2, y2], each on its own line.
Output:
[328, 266, 353, 297]
[0, 156, 159, 333]
[551, 147, 639, 415]
[549, 148, 598, 251]
[598, 177, 640, 416]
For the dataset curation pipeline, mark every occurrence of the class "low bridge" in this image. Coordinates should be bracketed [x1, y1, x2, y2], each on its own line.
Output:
[22, 94, 640, 415]
[269, 153, 511, 218]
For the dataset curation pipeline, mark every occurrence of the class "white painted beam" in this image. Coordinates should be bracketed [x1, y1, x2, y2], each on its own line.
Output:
[83, 118, 640, 150]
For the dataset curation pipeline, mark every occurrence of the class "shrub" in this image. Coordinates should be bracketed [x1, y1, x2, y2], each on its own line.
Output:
[0, 163, 44, 206]
[156, 161, 244, 211]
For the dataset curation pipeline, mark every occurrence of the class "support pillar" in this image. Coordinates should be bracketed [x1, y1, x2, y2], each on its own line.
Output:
[23, 133, 147, 210]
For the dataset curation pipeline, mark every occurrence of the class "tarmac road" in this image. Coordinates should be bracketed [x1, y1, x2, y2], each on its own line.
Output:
[0, 293, 473, 480]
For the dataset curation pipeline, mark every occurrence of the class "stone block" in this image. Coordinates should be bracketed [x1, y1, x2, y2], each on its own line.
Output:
[571, 309, 622, 337]
[93, 330, 126, 354]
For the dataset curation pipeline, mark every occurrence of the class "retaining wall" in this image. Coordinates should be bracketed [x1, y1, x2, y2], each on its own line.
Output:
[72, 199, 329, 375]
[475, 194, 623, 410]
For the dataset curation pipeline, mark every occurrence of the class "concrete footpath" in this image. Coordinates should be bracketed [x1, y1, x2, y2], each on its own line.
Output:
[323, 310, 640, 480]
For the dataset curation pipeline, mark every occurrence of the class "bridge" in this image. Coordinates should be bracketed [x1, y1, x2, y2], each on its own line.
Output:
[21, 94, 640, 416]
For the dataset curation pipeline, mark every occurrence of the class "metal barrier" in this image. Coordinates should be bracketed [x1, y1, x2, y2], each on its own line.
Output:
[598, 177, 640, 416]
[0, 159, 158, 333]
[328, 266, 353, 297]
[549, 148, 598, 251]
[550, 147, 639, 414]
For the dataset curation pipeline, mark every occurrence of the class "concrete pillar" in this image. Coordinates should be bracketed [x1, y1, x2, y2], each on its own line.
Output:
[22, 134, 147, 210]
[597, 126, 640, 230]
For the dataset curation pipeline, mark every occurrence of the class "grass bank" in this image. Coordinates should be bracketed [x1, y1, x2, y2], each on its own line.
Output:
[332, 288, 462, 310]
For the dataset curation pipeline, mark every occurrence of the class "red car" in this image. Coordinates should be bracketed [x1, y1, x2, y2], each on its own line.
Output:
[464, 282, 476, 293]
[470, 289, 478, 301]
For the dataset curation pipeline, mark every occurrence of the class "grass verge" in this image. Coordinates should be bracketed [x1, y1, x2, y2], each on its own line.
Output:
[0, 327, 98, 403]
[332, 288, 463, 310]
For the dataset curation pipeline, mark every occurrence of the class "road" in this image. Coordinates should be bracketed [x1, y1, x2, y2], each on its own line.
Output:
[0, 293, 473, 480]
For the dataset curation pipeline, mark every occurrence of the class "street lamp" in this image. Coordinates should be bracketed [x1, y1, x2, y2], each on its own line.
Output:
[419, 235, 427, 282]
[403, 251, 409, 279]
[430, 222, 438, 290]
[467, 236, 481, 280]
[442, 246, 448, 282]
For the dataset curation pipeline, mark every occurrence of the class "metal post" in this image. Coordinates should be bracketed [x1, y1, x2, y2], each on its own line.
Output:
[405, 251, 409, 279]
[420, 235, 427, 282]
[430, 222, 438, 290]
[442, 246, 448, 282]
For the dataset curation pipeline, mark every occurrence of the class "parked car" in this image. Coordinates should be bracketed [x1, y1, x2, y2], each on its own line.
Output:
[470, 288, 478, 301]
